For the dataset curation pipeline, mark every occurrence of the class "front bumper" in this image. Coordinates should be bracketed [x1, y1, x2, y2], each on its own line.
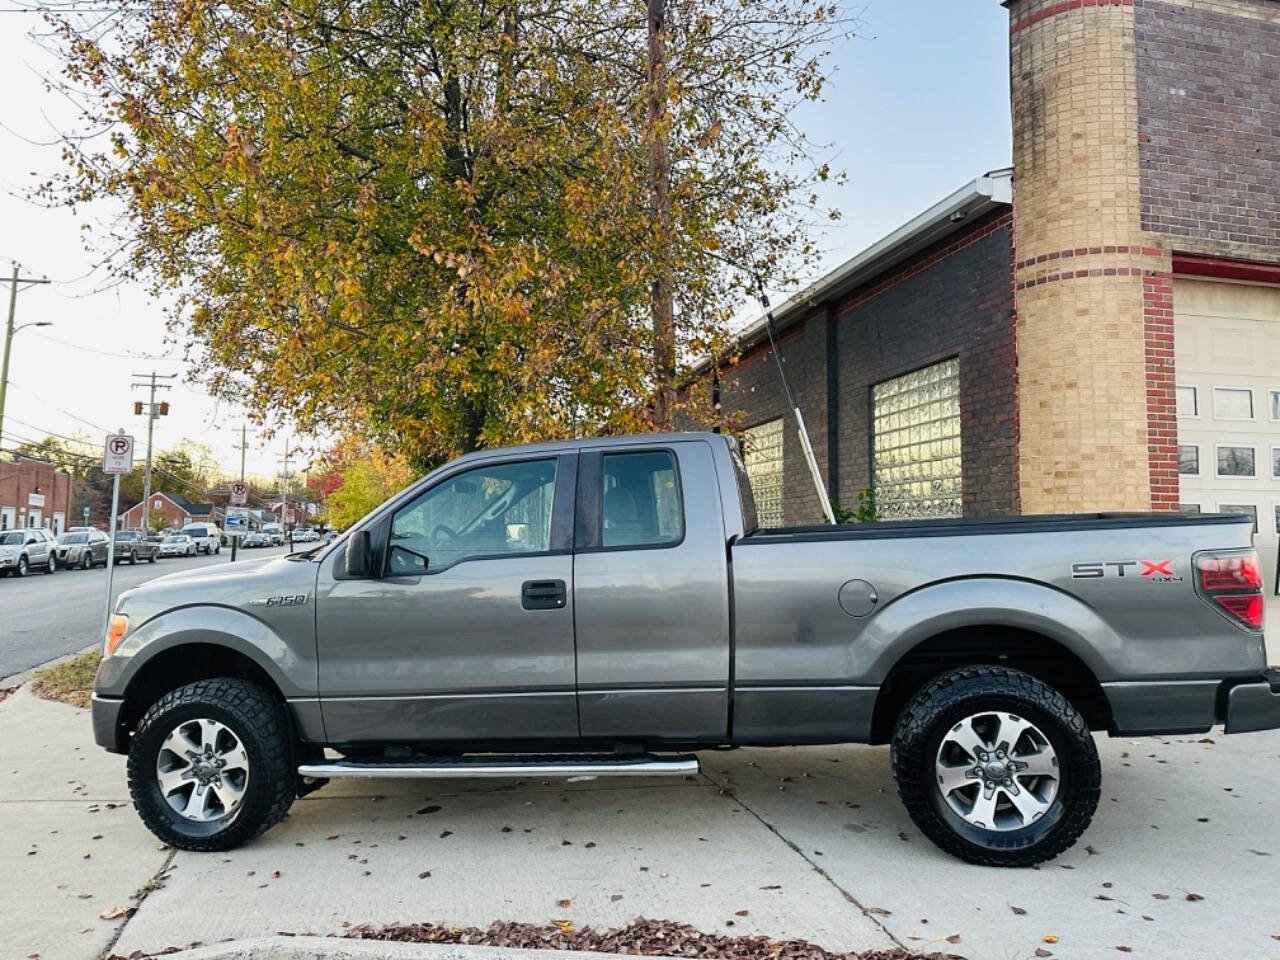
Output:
[91, 693, 127, 753]
[1225, 669, 1280, 734]
[0, 555, 15, 568]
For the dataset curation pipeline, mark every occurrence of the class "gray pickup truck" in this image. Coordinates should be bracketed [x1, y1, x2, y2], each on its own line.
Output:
[91, 432, 1279, 866]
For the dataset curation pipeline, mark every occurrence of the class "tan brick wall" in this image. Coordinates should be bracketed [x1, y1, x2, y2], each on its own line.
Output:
[1009, 0, 1172, 512]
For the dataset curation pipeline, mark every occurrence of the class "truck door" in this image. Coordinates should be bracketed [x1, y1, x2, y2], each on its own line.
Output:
[314, 453, 579, 744]
[573, 440, 732, 739]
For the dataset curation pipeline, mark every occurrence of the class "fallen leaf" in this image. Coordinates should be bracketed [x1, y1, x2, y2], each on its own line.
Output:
[98, 906, 132, 920]
[945, 934, 961, 944]
[610, 895, 622, 902]
[416, 805, 441, 815]
[867, 907, 891, 916]
[1095, 895, 1113, 901]
[1086, 845, 1098, 855]
[734, 910, 748, 917]
[759, 885, 782, 891]
[439, 831, 452, 839]
[1011, 906, 1027, 915]
[584, 842, 596, 849]
[1185, 893, 1204, 902]
[1117, 947, 1132, 953]
[325, 835, 339, 841]
[553, 920, 573, 933]
[1044, 935, 1060, 943]
[1035, 950, 1052, 958]
[557, 899, 571, 908]
[418, 871, 431, 879]
[272, 871, 281, 879]
[1152, 893, 1170, 900]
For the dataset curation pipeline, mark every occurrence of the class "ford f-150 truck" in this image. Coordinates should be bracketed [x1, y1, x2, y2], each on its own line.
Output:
[91, 432, 1279, 866]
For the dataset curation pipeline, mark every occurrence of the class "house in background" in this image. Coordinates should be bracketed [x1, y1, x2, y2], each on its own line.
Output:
[118, 492, 225, 531]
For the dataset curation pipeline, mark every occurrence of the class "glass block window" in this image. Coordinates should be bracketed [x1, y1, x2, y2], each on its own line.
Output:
[1178, 445, 1199, 476]
[742, 418, 785, 528]
[873, 358, 962, 521]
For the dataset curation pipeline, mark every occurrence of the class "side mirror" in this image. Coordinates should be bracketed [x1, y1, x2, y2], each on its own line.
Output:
[345, 529, 376, 578]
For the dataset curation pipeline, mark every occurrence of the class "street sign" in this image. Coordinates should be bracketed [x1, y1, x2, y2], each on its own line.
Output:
[226, 507, 250, 538]
[230, 481, 248, 506]
[102, 433, 135, 475]
[82, 506, 90, 520]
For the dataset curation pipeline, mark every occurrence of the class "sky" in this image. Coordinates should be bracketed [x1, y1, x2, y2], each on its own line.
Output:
[0, 1, 1013, 484]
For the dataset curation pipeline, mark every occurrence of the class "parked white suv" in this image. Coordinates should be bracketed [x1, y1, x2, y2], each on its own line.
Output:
[180, 523, 222, 555]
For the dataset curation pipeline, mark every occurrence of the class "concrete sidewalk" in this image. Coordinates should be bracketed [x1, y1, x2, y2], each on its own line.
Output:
[3, 685, 1278, 960]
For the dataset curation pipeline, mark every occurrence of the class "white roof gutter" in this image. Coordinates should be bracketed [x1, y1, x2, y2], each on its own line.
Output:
[700, 168, 1013, 370]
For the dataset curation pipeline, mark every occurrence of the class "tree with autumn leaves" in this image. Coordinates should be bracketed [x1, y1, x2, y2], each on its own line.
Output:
[44, 0, 851, 468]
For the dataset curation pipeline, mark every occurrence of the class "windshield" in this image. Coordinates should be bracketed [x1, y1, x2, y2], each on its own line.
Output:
[163, 536, 186, 543]
[0, 532, 24, 545]
[57, 533, 88, 544]
[114, 532, 135, 541]
[182, 527, 206, 536]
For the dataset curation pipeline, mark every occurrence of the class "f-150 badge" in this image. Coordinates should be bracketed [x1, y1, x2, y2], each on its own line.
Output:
[250, 594, 310, 607]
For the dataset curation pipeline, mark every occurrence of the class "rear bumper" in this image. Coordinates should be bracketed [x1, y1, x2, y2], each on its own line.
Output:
[1224, 669, 1280, 734]
[91, 693, 127, 753]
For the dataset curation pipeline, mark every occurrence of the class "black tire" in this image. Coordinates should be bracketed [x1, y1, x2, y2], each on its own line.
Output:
[149, 552, 157, 563]
[127, 678, 296, 852]
[15, 555, 28, 578]
[129, 549, 138, 565]
[891, 666, 1100, 868]
[81, 551, 92, 571]
[45, 555, 56, 574]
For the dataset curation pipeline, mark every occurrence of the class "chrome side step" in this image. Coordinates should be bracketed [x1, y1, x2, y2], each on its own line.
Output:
[298, 752, 699, 780]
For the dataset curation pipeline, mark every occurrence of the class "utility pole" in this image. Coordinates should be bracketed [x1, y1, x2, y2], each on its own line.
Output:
[279, 438, 291, 554]
[228, 422, 258, 563]
[131, 371, 176, 533]
[1, 263, 52, 449]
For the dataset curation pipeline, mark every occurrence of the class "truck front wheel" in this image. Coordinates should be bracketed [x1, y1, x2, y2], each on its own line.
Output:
[891, 666, 1100, 867]
[126, 678, 296, 852]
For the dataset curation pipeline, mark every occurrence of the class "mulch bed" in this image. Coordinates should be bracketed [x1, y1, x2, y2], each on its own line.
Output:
[0, 685, 18, 705]
[346, 917, 962, 960]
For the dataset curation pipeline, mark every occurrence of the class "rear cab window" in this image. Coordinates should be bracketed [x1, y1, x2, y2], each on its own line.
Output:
[600, 451, 684, 549]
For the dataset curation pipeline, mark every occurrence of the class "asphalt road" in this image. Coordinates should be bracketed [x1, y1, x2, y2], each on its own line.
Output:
[0, 543, 294, 678]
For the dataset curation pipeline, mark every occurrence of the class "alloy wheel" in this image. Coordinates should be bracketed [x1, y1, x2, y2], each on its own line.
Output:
[155, 718, 250, 823]
[934, 710, 1060, 832]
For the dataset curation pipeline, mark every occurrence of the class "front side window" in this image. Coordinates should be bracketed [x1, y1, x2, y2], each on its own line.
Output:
[873, 358, 962, 521]
[1178, 445, 1199, 476]
[741, 419, 784, 528]
[601, 451, 683, 549]
[388, 458, 557, 574]
[1217, 446, 1256, 477]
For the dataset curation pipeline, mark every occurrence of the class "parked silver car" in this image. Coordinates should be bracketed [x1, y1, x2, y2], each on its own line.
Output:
[241, 530, 270, 548]
[55, 529, 110, 570]
[158, 534, 197, 558]
[0, 527, 58, 576]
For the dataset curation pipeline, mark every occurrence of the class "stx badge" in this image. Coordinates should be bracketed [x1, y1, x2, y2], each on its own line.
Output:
[1071, 560, 1181, 583]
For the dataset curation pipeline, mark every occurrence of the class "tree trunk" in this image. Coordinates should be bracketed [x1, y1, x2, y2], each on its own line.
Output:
[646, 0, 676, 430]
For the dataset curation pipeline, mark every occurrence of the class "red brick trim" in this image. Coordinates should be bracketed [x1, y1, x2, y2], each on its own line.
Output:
[1143, 265, 1178, 511]
[837, 209, 1014, 319]
[1015, 265, 1166, 291]
[1015, 245, 1165, 271]
[1171, 252, 1280, 285]
[1009, 0, 1133, 36]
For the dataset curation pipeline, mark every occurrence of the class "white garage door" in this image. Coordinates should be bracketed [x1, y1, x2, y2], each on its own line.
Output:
[1174, 278, 1279, 663]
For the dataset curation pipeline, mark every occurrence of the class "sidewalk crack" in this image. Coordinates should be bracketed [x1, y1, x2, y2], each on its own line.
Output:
[96, 845, 177, 960]
[699, 767, 906, 951]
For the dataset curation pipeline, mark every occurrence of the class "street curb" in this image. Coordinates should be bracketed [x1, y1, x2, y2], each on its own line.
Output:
[0, 641, 98, 689]
[116, 936, 639, 960]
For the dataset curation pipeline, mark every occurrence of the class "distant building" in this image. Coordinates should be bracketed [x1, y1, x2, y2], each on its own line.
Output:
[118, 492, 225, 531]
[0, 455, 74, 533]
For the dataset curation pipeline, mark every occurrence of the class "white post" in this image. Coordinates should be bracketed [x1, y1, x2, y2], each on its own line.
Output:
[101, 471, 121, 646]
[795, 408, 836, 525]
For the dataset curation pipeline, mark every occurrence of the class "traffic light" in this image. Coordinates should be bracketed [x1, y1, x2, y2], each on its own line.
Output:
[133, 401, 143, 415]
[159, 401, 170, 416]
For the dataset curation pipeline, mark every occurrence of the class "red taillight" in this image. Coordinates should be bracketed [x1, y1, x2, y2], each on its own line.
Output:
[1195, 550, 1265, 630]
[1198, 554, 1262, 593]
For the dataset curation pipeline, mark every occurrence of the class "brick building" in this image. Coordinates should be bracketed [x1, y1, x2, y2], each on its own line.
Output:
[0, 455, 74, 534]
[118, 492, 223, 532]
[690, 0, 1279, 643]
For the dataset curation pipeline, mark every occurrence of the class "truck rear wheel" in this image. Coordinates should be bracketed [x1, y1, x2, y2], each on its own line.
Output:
[890, 666, 1100, 867]
[126, 678, 296, 852]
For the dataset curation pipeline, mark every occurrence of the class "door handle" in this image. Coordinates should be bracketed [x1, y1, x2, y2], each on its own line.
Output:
[522, 579, 567, 610]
